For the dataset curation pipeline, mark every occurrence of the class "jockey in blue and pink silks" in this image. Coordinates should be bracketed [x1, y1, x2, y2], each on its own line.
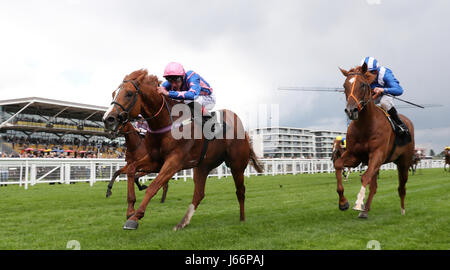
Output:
[157, 62, 216, 125]
[361, 56, 408, 135]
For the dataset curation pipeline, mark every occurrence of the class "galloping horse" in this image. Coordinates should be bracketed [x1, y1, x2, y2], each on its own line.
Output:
[103, 69, 263, 230]
[105, 121, 169, 203]
[331, 139, 350, 181]
[409, 152, 421, 175]
[334, 62, 415, 218]
[445, 148, 450, 172]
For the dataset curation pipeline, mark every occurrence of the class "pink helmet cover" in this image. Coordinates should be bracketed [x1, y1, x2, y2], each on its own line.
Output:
[163, 62, 185, 77]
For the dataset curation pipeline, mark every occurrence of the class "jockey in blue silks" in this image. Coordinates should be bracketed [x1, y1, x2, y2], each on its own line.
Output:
[361, 56, 408, 134]
[157, 62, 216, 123]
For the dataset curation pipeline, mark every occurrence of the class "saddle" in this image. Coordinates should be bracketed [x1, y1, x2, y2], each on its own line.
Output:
[186, 102, 227, 164]
[376, 106, 412, 163]
[376, 105, 411, 146]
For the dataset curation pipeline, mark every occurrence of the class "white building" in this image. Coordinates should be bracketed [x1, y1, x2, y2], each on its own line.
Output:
[249, 127, 346, 159]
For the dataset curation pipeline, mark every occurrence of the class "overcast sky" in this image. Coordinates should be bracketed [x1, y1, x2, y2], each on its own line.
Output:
[0, 0, 449, 153]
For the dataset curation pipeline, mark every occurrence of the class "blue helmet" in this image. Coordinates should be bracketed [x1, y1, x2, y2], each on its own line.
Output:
[361, 56, 380, 71]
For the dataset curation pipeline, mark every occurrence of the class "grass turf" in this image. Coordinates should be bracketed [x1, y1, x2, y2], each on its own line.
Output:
[0, 168, 448, 250]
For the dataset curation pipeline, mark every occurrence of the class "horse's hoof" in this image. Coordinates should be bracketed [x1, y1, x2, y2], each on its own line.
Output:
[352, 203, 365, 211]
[123, 219, 139, 230]
[106, 189, 112, 198]
[401, 208, 406, 215]
[173, 223, 187, 231]
[339, 201, 349, 211]
[358, 211, 368, 219]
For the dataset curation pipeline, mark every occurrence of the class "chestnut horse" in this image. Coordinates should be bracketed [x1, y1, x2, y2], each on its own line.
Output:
[105, 121, 169, 203]
[334, 63, 415, 218]
[103, 69, 263, 230]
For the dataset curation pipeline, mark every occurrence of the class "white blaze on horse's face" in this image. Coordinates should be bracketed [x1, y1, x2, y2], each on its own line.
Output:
[348, 77, 356, 85]
[103, 88, 120, 122]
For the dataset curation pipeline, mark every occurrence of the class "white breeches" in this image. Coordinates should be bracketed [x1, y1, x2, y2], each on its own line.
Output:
[184, 92, 216, 112]
[374, 94, 394, 111]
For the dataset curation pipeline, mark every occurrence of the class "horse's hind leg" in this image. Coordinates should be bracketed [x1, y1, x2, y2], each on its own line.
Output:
[173, 167, 208, 231]
[134, 172, 148, 191]
[397, 163, 409, 215]
[160, 182, 169, 203]
[106, 166, 126, 198]
[231, 168, 246, 221]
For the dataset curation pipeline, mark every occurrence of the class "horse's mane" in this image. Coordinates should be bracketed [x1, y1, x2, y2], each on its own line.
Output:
[123, 69, 179, 106]
[124, 69, 161, 87]
[347, 66, 376, 83]
[348, 66, 362, 73]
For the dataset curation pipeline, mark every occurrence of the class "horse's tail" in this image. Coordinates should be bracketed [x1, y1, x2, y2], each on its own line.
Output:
[246, 132, 264, 173]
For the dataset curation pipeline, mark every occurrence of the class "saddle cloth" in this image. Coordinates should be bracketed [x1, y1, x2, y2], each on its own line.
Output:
[376, 105, 411, 148]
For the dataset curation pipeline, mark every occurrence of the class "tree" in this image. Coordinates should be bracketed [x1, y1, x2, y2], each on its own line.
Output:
[429, 149, 435, 156]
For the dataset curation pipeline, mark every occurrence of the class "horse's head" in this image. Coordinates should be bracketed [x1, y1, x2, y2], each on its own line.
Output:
[339, 62, 377, 120]
[103, 69, 159, 133]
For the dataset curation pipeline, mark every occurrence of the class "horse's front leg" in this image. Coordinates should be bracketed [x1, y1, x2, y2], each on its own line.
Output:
[126, 164, 138, 219]
[334, 152, 359, 211]
[353, 151, 384, 216]
[123, 155, 183, 230]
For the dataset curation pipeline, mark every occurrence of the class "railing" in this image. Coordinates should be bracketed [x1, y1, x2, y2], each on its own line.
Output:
[0, 158, 446, 189]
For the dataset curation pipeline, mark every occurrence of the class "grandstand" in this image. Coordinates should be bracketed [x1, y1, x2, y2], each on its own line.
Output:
[0, 97, 125, 158]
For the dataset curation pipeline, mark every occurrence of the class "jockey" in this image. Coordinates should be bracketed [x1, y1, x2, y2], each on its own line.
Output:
[361, 57, 408, 135]
[157, 62, 216, 125]
[336, 136, 346, 150]
[134, 114, 148, 137]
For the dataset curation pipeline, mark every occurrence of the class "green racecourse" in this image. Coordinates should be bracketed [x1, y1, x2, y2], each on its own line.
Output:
[0, 168, 448, 250]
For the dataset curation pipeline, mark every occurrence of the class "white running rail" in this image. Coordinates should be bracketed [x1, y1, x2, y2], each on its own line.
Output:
[0, 158, 445, 189]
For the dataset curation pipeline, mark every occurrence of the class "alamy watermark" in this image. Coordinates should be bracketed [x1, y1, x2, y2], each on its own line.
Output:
[366, 240, 381, 250]
[66, 240, 81, 250]
[169, 102, 279, 140]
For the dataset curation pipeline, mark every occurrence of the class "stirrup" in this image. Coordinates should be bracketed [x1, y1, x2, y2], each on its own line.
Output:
[202, 113, 221, 133]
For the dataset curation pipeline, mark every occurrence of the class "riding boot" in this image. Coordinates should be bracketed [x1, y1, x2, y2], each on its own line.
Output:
[388, 107, 408, 135]
[187, 102, 203, 126]
[202, 111, 217, 133]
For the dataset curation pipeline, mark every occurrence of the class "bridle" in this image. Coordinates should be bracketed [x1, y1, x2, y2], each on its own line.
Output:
[346, 72, 372, 112]
[111, 79, 166, 125]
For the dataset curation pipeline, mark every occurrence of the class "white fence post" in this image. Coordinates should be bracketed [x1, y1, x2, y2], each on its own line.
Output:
[60, 164, 64, 184]
[30, 164, 36, 186]
[90, 161, 95, 186]
[24, 160, 29, 190]
[65, 163, 71, 184]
